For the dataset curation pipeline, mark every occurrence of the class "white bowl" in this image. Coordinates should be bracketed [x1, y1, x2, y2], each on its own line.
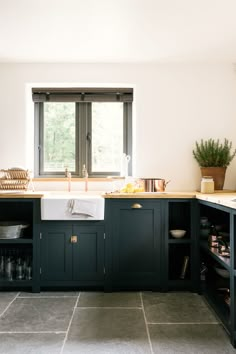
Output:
[214, 267, 230, 278]
[170, 229, 186, 238]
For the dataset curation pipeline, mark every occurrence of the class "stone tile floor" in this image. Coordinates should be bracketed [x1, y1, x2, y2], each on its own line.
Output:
[0, 291, 235, 354]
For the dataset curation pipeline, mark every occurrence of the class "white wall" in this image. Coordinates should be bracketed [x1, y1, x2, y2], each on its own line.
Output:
[0, 63, 236, 191]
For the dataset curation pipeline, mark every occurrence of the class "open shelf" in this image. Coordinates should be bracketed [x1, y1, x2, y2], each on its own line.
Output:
[200, 240, 231, 332]
[200, 241, 230, 271]
[0, 279, 33, 287]
[168, 244, 191, 281]
[168, 239, 191, 244]
[166, 200, 195, 291]
[168, 279, 192, 290]
[202, 279, 230, 331]
[0, 239, 33, 244]
[168, 201, 191, 240]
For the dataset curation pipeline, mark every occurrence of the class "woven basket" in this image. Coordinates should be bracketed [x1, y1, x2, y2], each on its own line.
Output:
[0, 169, 30, 190]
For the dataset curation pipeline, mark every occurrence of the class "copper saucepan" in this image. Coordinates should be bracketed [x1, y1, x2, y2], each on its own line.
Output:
[141, 178, 170, 192]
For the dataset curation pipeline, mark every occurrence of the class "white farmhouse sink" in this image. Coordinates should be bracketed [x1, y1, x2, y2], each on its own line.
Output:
[41, 191, 105, 220]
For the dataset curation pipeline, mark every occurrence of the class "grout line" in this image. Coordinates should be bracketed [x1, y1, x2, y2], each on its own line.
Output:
[201, 296, 222, 325]
[140, 292, 154, 354]
[17, 296, 79, 299]
[59, 292, 81, 354]
[0, 292, 20, 318]
[0, 331, 66, 334]
[147, 321, 219, 325]
[76, 306, 142, 309]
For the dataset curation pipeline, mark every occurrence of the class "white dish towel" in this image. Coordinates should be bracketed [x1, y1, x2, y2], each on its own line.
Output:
[69, 199, 97, 217]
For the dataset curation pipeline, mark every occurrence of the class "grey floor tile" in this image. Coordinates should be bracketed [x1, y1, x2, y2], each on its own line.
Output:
[63, 308, 151, 354]
[0, 292, 18, 315]
[0, 297, 76, 332]
[0, 333, 65, 354]
[149, 324, 236, 353]
[143, 292, 217, 323]
[78, 292, 141, 308]
[19, 291, 80, 297]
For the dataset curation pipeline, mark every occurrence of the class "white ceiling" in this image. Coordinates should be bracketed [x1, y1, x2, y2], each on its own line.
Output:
[1, 0, 236, 63]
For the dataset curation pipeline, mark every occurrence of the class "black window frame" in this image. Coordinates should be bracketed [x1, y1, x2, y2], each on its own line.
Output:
[33, 88, 133, 178]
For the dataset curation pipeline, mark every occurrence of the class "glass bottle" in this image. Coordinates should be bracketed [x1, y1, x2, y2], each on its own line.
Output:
[16, 257, 24, 280]
[5, 254, 14, 281]
[0, 249, 5, 278]
[208, 225, 218, 248]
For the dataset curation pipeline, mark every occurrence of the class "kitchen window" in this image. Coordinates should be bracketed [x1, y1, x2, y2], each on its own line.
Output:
[33, 88, 133, 177]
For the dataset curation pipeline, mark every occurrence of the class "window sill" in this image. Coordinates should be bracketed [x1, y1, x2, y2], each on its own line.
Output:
[32, 177, 125, 182]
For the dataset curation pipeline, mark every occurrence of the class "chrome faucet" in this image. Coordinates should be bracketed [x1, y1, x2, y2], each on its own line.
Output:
[65, 168, 71, 192]
[82, 164, 88, 192]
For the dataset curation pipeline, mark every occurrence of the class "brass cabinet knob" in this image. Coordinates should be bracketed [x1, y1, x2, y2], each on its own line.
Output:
[71, 235, 78, 243]
[131, 203, 143, 209]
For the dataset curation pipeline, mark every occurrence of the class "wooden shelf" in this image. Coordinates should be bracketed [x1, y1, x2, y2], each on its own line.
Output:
[168, 279, 192, 289]
[0, 279, 33, 286]
[168, 239, 191, 244]
[0, 238, 33, 244]
[200, 241, 230, 271]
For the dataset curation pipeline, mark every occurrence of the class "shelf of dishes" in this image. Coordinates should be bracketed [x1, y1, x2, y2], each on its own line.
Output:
[201, 258, 230, 315]
[200, 216, 229, 244]
[200, 241, 230, 271]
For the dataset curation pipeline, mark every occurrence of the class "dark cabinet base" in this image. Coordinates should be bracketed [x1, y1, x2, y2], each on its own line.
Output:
[40, 222, 105, 290]
[105, 199, 162, 291]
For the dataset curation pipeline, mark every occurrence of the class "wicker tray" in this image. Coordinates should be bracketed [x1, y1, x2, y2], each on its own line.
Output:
[0, 169, 30, 190]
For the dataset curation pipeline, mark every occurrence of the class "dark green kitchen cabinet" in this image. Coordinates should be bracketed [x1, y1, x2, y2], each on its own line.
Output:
[105, 199, 162, 290]
[40, 222, 104, 287]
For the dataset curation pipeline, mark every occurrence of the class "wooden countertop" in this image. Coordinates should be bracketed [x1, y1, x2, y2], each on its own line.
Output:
[0, 191, 44, 198]
[0, 190, 236, 210]
[103, 192, 196, 199]
[196, 191, 236, 209]
[104, 190, 236, 210]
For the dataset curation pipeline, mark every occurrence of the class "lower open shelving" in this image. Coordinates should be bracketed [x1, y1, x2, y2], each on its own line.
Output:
[202, 281, 230, 331]
[169, 244, 191, 281]
[0, 279, 33, 288]
[200, 240, 231, 334]
[200, 241, 230, 271]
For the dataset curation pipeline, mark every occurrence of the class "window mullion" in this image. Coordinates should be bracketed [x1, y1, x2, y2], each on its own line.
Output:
[75, 103, 80, 176]
[78, 103, 90, 176]
[39, 103, 44, 176]
[86, 103, 92, 176]
[34, 102, 41, 177]
[124, 102, 132, 176]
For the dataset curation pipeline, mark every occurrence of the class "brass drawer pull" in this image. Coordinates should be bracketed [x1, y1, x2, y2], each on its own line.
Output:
[71, 235, 78, 243]
[131, 203, 143, 209]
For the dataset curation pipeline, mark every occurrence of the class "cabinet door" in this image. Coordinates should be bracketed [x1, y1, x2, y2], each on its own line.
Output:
[72, 225, 104, 282]
[40, 223, 72, 281]
[110, 200, 161, 288]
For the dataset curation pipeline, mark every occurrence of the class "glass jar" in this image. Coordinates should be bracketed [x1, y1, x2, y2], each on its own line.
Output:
[200, 176, 214, 194]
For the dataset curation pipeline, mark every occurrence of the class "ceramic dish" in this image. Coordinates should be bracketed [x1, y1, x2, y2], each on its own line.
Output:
[214, 267, 230, 278]
[169, 229, 186, 238]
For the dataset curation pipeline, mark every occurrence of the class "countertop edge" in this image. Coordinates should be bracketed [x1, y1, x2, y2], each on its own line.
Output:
[103, 192, 197, 199]
[0, 192, 44, 198]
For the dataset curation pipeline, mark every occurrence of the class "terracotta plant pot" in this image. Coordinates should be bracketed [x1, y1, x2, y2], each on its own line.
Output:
[200, 167, 227, 190]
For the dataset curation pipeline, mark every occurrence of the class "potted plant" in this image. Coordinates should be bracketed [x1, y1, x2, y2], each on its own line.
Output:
[193, 138, 236, 190]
